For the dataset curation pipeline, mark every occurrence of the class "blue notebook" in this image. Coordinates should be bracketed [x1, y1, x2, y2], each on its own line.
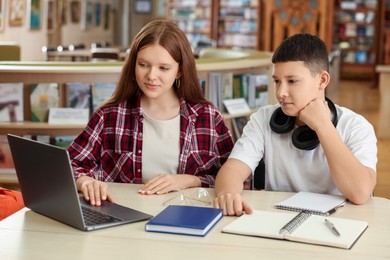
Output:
[145, 205, 223, 236]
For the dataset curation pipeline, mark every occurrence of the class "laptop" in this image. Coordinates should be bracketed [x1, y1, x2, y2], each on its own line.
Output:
[7, 134, 152, 231]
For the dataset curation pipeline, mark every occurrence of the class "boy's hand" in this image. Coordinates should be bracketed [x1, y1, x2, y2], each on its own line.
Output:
[213, 192, 253, 216]
[298, 98, 331, 131]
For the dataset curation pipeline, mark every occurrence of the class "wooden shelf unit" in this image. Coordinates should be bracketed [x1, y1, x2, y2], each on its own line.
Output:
[215, 0, 261, 50]
[333, 0, 380, 79]
[166, 0, 262, 50]
[0, 51, 274, 184]
[166, 0, 215, 45]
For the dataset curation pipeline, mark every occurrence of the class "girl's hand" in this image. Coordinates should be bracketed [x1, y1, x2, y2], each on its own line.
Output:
[138, 174, 201, 195]
[76, 176, 113, 206]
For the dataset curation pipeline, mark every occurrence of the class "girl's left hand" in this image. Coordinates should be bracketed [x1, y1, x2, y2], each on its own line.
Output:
[138, 174, 201, 195]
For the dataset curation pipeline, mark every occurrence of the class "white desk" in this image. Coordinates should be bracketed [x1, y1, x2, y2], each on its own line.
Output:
[0, 183, 389, 260]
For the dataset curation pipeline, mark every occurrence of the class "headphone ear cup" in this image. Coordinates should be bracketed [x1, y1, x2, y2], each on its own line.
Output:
[269, 107, 295, 134]
[292, 125, 320, 150]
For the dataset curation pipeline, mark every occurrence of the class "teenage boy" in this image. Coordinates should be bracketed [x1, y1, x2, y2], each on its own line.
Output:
[213, 33, 377, 216]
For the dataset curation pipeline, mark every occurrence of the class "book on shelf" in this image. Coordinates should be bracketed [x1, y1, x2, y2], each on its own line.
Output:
[38, 135, 52, 144]
[54, 135, 76, 148]
[91, 83, 116, 111]
[65, 82, 92, 111]
[145, 205, 223, 237]
[208, 72, 234, 112]
[248, 74, 268, 109]
[223, 98, 251, 116]
[222, 210, 368, 249]
[231, 116, 249, 141]
[345, 23, 357, 37]
[29, 83, 59, 122]
[0, 135, 15, 174]
[274, 191, 347, 216]
[232, 73, 251, 99]
[220, 72, 234, 102]
[0, 83, 24, 122]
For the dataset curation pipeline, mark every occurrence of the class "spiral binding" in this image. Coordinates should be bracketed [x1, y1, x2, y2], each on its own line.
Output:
[279, 211, 311, 235]
[275, 205, 329, 216]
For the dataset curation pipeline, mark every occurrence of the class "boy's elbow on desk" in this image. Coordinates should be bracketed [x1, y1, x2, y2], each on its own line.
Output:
[346, 190, 374, 205]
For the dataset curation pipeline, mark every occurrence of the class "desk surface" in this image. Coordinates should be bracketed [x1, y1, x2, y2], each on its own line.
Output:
[1, 184, 389, 260]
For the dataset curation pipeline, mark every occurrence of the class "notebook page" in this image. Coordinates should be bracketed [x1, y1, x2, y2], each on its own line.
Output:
[274, 192, 346, 215]
[287, 215, 368, 249]
[222, 210, 294, 239]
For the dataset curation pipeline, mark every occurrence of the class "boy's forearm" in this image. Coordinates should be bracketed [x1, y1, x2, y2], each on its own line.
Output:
[215, 159, 250, 196]
[317, 124, 375, 203]
[215, 170, 244, 196]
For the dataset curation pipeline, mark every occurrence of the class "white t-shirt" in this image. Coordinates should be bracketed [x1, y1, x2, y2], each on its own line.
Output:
[229, 104, 377, 195]
[141, 112, 180, 183]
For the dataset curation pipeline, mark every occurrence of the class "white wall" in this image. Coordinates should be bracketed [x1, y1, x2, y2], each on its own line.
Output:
[0, 0, 165, 61]
[0, 3, 46, 61]
[61, 0, 115, 47]
[0, 0, 115, 61]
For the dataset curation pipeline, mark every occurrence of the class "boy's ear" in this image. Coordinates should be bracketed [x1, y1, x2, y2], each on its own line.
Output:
[319, 70, 330, 90]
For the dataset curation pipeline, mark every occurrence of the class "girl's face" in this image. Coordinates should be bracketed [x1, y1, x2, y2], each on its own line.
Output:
[135, 44, 180, 100]
[272, 61, 327, 117]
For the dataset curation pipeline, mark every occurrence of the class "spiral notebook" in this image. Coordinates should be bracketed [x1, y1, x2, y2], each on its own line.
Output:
[274, 192, 347, 216]
[222, 210, 368, 249]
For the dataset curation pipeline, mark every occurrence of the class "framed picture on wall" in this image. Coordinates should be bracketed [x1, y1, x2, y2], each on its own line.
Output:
[28, 0, 41, 30]
[135, 0, 152, 14]
[103, 3, 110, 30]
[9, 0, 25, 26]
[70, 0, 80, 23]
[81, 1, 94, 30]
[95, 2, 101, 26]
[45, 0, 56, 33]
[0, 0, 5, 32]
[61, 0, 67, 25]
[157, 0, 166, 17]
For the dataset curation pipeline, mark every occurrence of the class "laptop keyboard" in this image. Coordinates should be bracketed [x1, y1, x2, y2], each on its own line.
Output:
[81, 206, 121, 226]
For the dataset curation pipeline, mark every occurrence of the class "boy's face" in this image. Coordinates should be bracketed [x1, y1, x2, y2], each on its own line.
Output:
[272, 61, 327, 117]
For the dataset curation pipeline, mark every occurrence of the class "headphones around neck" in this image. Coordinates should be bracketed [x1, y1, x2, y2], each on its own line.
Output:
[269, 97, 338, 150]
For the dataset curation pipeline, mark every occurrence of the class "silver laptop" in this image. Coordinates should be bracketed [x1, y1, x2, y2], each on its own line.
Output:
[7, 134, 152, 231]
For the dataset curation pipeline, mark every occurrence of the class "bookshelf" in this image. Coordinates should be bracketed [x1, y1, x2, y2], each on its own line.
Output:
[166, 0, 262, 50]
[378, 0, 390, 65]
[166, 0, 215, 46]
[215, 0, 261, 50]
[0, 51, 273, 183]
[333, 0, 380, 79]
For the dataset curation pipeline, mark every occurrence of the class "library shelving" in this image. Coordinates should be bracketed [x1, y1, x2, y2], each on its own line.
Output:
[166, 0, 215, 47]
[378, 0, 390, 64]
[215, 0, 261, 50]
[333, 0, 380, 79]
[0, 50, 274, 183]
[166, 0, 262, 50]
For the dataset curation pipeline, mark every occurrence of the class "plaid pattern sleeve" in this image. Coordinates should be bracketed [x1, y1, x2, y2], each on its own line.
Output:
[67, 107, 105, 179]
[67, 100, 143, 183]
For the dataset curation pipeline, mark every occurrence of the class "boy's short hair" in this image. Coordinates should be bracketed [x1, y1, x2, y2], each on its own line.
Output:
[271, 33, 329, 75]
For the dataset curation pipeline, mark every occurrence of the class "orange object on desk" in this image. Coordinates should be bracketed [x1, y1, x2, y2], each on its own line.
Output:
[0, 187, 24, 221]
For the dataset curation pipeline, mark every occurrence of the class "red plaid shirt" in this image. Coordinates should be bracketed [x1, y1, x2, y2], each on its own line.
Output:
[68, 95, 234, 187]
